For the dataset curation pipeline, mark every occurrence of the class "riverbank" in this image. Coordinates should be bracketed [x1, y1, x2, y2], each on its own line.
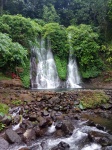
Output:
[0, 88, 112, 150]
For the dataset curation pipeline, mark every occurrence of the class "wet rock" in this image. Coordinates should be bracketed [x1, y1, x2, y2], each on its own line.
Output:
[96, 124, 105, 131]
[29, 113, 37, 121]
[104, 146, 112, 150]
[87, 120, 96, 127]
[55, 120, 74, 137]
[42, 110, 49, 116]
[20, 120, 33, 129]
[18, 147, 30, 150]
[88, 131, 112, 146]
[23, 129, 36, 144]
[56, 122, 63, 129]
[51, 141, 70, 150]
[13, 115, 21, 124]
[5, 129, 22, 144]
[0, 138, 9, 150]
[30, 145, 40, 150]
[1, 115, 12, 126]
[101, 104, 112, 110]
[38, 116, 48, 128]
[34, 126, 44, 137]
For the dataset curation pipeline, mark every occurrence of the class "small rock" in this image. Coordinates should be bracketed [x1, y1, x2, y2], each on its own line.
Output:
[42, 110, 49, 116]
[51, 141, 70, 150]
[38, 116, 47, 128]
[29, 113, 37, 121]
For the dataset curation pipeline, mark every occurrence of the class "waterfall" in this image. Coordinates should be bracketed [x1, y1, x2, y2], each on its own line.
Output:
[31, 35, 82, 89]
[30, 38, 60, 89]
[66, 34, 81, 88]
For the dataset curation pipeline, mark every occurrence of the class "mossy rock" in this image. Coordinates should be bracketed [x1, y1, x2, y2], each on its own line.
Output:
[78, 91, 109, 109]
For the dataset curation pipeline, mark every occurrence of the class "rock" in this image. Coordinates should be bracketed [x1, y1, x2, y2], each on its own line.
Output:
[42, 110, 49, 116]
[55, 120, 74, 137]
[104, 146, 112, 150]
[88, 131, 112, 146]
[29, 113, 37, 121]
[49, 97, 60, 105]
[38, 116, 48, 128]
[1, 115, 12, 126]
[87, 120, 96, 127]
[96, 124, 105, 131]
[13, 115, 21, 124]
[18, 147, 30, 150]
[56, 121, 63, 129]
[34, 126, 44, 137]
[101, 104, 112, 110]
[74, 100, 80, 105]
[5, 129, 22, 144]
[23, 129, 36, 144]
[54, 106, 60, 111]
[51, 141, 70, 150]
[20, 120, 33, 129]
[0, 138, 9, 150]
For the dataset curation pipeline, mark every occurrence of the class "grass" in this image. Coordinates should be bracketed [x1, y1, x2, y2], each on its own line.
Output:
[0, 72, 11, 80]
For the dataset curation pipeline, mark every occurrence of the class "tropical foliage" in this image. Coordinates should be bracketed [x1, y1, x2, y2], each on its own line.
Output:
[0, 32, 27, 70]
[67, 25, 104, 78]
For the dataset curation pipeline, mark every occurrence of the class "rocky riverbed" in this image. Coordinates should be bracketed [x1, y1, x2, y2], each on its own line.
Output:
[0, 88, 112, 150]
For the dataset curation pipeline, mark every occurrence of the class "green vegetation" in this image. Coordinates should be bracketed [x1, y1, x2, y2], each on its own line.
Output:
[78, 91, 109, 109]
[67, 25, 104, 78]
[0, 72, 11, 80]
[19, 59, 30, 88]
[0, 0, 112, 86]
[0, 32, 27, 71]
[0, 122, 5, 131]
[11, 100, 23, 106]
[54, 56, 68, 80]
[0, 15, 41, 49]
[0, 103, 9, 114]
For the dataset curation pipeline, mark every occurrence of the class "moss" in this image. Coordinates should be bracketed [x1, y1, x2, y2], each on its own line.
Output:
[0, 103, 9, 114]
[19, 59, 30, 88]
[11, 100, 23, 106]
[78, 91, 109, 109]
[54, 56, 68, 80]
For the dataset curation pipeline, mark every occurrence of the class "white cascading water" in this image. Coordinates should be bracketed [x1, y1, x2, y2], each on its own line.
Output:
[66, 34, 81, 88]
[8, 122, 105, 150]
[31, 38, 60, 89]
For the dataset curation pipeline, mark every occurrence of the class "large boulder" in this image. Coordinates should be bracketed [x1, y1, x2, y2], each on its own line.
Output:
[0, 138, 9, 150]
[88, 131, 112, 146]
[23, 129, 36, 144]
[5, 129, 22, 144]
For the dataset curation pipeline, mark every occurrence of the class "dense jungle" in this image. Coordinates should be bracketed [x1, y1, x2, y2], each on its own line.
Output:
[0, 0, 112, 87]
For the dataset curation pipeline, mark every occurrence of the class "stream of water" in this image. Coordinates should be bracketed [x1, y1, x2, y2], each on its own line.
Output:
[8, 119, 112, 150]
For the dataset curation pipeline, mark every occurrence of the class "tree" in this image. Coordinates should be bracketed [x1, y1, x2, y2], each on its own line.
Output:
[0, 15, 42, 49]
[0, 32, 27, 70]
[43, 4, 60, 23]
[67, 24, 104, 78]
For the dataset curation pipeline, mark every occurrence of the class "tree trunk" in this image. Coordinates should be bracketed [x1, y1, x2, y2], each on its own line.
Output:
[0, 0, 3, 15]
